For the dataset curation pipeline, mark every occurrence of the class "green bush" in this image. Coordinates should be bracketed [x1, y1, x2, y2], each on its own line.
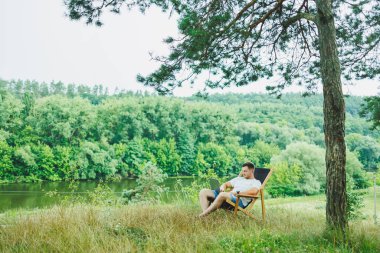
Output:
[117, 138, 153, 177]
[270, 142, 326, 195]
[266, 162, 302, 197]
[32, 144, 57, 180]
[54, 145, 75, 179]
[75, 140, 118, 180]
[346, 177, 365, 220]
[346, 151, 371, 189]
[122, 162, 168, 203]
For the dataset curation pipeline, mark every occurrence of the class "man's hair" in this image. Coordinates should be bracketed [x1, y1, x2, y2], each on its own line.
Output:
[242, 162, 255, 169]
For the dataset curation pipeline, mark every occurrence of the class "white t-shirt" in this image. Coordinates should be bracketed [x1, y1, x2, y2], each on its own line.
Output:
[229, 177, 262, 206]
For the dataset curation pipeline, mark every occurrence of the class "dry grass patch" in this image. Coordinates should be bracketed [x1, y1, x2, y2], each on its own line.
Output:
[0, 196, 379, 253]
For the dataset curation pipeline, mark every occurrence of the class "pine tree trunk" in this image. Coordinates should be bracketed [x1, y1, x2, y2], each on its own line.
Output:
[315, 0, 347, 231]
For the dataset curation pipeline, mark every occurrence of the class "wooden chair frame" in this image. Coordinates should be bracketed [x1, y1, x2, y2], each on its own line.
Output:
[225, 168, 273, 222]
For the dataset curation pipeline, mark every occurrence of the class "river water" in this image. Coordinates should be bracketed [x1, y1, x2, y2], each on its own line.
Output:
[0, 177, 197, 212]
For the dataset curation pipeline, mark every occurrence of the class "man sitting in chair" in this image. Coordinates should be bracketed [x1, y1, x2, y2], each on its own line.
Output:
[198, 162, 261, 217]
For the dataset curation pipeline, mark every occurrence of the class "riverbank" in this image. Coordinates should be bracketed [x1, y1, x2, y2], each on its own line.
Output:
[0, 192, 379, 252]
[0, 177, 197, 212]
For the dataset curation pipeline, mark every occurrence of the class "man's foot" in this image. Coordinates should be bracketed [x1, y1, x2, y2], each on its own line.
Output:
[198, 212, 207, 218]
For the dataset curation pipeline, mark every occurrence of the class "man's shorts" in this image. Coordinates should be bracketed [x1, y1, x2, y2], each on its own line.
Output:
[212, 189, 246, 208]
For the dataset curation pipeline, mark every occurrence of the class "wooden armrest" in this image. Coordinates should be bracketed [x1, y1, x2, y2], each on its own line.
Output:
[236, 193, 259, 198]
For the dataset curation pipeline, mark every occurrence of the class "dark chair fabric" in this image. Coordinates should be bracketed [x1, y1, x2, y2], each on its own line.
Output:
[254, 168, 271, 184]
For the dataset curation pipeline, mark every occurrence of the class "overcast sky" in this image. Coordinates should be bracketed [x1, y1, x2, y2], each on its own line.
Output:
[0, 0, 379, 96]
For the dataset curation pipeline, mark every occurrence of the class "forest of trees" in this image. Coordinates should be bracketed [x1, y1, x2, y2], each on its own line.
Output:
[0, 79, 379, 197]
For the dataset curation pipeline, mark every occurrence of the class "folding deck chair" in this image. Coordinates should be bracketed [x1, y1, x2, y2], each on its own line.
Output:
[211, 168, 272, 222]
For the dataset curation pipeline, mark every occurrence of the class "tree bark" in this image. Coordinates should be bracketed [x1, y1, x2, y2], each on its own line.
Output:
[315, 0, 347, 231]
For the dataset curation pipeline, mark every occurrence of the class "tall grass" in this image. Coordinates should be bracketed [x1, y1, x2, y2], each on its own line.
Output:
[0, 193, 379, 252]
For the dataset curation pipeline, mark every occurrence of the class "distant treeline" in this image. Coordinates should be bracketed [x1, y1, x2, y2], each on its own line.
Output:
[0, 79, 378, 196]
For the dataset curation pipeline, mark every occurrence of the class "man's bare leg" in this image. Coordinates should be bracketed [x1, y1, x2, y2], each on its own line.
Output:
[199, 192, 230, 217]
[199, 189, 215, 211]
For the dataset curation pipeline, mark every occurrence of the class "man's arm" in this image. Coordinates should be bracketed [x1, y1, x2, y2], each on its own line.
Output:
[219, 181, 232, 192]
[232, 187, 260, 196]
[242, 187, 260, 196]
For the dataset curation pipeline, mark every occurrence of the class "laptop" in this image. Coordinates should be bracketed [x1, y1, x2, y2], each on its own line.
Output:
[209, 178, 221, 192]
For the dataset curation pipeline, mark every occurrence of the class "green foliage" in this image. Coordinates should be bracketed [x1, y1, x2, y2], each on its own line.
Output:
[0, 82, 376, 188]
[248, 141, 281, 167]
[53, 145, 74, 179]
[235, 122, 316, 149]
[193, 152, 208, 176]
[13, 125, 40, 146]
[95, 98, 146, 143]
[117, 138, 151, 177]
[346, 151, 371, 189]
[196, 143, 232, 176]
[268, 146, 371, 212]
[21, 92, 35, 119]
[0, 141, 15, 180]
[32, 144, 58, 181]
[271, 142, 326, 195]
[13, 145, 37, 175]
[122, 162, 168, 203]
[346, 177, 365, 221]
[234, 122, 264, 146]
[87, 182, 117, 206]
[346, 133, 380, 172]
[147, 138, 181, 176]
[0, 129, 10, 142]
[360, 95, 380, 130]
[187, 103, 236, 144]
[218, 232, 300, 253]
[267, 162, 302, 197]
[223, 141, 246, 175]
[176, 130, 196, 175]
[181, 168, 221, 203]
[27, 96, 95, 146]
[0, 93, 23, 141]
[75, 140, 118, 180]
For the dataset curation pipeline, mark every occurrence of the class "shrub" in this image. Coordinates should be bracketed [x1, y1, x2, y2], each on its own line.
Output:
[122, 162, 168, 203]
[266, 162, 302, 197]
[270, 142, 325, 195]
[346, 177, 365, 220]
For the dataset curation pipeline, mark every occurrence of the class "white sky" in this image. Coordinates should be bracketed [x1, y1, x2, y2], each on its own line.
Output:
[0, 0, 379, 97]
